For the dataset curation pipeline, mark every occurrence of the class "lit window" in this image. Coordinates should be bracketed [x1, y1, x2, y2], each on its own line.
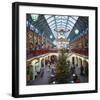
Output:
[31, 15, 39, 21]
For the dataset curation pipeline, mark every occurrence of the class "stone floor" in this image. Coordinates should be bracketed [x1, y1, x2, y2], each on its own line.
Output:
[27, 66, 88, 85]
[27, 66, 53, 85]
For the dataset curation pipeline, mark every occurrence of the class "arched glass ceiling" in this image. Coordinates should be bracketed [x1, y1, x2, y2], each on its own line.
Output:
[45, 15, 78, 39]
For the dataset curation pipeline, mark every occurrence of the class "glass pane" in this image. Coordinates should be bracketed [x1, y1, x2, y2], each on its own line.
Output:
[61, 23, 67, 26]
[68, 21, 74, 26]
[72, 16, 78, 20]
[65, 26, 71, 29]
[69, 17, 76, 23]
[49, 21, 55, 26]
[47, 17, 54, 23]
[55, 16, 61, 19]
[57, 26, 65, 29]
[51, 30, 57, 37]
[63, 16, 68, 19]
[56, 19, 62, 23]
[31, 15, 39, 21]
[57, 24, 62, 26]
[50, 24, 56, 28]
[45, 15, 52, 20]
[66, 24, 72, 28]
[61, 20, 67, 23]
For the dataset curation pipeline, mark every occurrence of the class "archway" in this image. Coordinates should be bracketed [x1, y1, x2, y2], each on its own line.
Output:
[79, 58, 82, 67]
[41, 58, 45, 68]
[51, 55, 57, 64]
[72, 57, 75, 65]
[83, 60, 88, 76]
[31, 59, 39, 80]
[76, 57, 78, 65]
[34, 60, 39, 78]
[26, 64, 33, 81]
[45, 57, 48, 66]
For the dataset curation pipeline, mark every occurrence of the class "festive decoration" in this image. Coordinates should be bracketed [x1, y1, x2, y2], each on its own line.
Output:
[55, 49, 70, 83]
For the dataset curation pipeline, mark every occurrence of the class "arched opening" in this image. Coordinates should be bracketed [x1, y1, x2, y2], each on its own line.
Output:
[76, 57, 78, 65]
[45, 57, 48, 66]
[51, 55, 57, 64]
[67, 60, 70, 67]
[41, 58, 45, 68]
[48, 56, 51, 62]
[34, 60, 39, 79]
[31, 59, 39, 80]
[79, 58, 82, 67]
[79, 58, 84, 75]
[72, 57, 75, 65]
[26, 64, 33, 82]
[83, 60, 89, 76]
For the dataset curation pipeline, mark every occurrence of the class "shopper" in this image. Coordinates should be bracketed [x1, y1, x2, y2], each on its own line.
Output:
[40, 66, 44, 78]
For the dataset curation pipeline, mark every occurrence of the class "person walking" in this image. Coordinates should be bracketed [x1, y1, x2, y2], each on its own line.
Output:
[40, 66, 44, 78]
[80, 65, 84, 76]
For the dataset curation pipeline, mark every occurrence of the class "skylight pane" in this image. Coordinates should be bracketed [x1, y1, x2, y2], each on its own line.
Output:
[51, 30, 57, 38]
[57, 26, 65, 29]
[57, 23, 62, 26]
[68, 21, 74, 26]
[45, 15, 78, 39]
[61, 16, 66, 19]
[57, 17, 62, 19]
[63, 16, 68, 19]
[55, 16, 61, 19]
[47, 17, 54, 23]
[56, 22, 66, 25]
[69, 17, 76, 23]
[56, 20, 62, 23]
[45, 15, 52, 20]
[62, 20, 67, 23]
[49, 21, 55, 26]
[61, 23, 66, 26]
[31, 15, 39, 22]
[72, 16, 78, 20]
[66, 24, 72, 29]
[49, 23, 56, 28]
[65, 26, 71, 29]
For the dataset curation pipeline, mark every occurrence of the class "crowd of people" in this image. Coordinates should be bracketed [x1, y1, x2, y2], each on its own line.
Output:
[70, 63, 88, 83]
[32, 58, 88, 84]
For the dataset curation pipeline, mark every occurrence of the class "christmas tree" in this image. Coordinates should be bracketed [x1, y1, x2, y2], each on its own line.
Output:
[55, 49, 69, 83]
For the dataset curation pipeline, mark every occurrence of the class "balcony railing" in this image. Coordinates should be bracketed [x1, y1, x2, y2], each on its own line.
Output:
[27, 48, 88, 59]
[27, 49, 58, 59]
[71, 48, 88, 56]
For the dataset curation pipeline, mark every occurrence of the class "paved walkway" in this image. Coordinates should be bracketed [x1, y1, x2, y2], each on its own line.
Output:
[67, 66, 88, 83]
[27, 66, 88, 85]
[27, 67, 53, 85]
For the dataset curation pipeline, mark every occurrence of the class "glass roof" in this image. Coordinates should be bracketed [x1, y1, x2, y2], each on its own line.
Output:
[45, 15, 78, 39]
